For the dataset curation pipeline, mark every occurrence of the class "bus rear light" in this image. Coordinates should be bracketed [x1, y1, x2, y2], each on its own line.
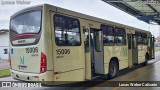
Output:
[40, 52, 47, 73]
[9, 53, 12, 69]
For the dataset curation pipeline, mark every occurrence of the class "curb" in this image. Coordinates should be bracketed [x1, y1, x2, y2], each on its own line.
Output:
[0, 75, 11, 78]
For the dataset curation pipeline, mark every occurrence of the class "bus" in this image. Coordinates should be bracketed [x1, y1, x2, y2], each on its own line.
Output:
[9, 4, 155, 84]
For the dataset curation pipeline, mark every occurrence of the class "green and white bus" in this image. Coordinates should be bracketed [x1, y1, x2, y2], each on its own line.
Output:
[9, 4, 155, 84]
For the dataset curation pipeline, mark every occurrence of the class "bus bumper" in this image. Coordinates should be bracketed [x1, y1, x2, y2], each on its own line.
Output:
[10, 69, 53, 83]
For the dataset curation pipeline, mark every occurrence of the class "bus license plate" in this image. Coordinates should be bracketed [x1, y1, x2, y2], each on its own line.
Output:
[18, 65, 27, 70]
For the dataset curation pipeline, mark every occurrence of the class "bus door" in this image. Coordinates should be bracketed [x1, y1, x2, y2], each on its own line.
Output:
[127, 34, 133, 67]
[151, 36, 155, 59]
[149, 36, 155, 59]
[83, 27, 92, 80]
[83, 27, 104, 79]
[132, 34, 138, 65]
[90, 28, 104, 77]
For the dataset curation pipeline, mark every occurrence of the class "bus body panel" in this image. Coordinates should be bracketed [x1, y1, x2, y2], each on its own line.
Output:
[138, 45, 147, 64]
[50, 12, 85, 81]
[10, 4, 55, 82]
[10, 7, 43, 73]
[11, 69, 53, 82]
[10, 45, 41, 73]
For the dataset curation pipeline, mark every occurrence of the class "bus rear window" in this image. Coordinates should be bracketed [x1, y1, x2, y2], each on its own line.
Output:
[10, 11, 41, 46]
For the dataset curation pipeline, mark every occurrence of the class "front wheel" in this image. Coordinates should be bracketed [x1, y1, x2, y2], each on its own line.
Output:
[108, 60, 118, 79]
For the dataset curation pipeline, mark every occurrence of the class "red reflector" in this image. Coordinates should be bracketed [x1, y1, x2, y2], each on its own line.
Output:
[33, 76, 39, 78]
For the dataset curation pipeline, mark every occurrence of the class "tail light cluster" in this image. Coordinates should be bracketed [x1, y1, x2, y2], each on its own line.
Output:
[9, 53, 12, 69]
[40, 52, 47, 73]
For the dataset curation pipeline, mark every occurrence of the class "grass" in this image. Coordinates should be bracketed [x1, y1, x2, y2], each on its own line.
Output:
[0, 69, 10, 77]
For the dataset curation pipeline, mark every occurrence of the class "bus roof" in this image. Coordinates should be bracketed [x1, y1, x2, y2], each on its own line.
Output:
[10, 4, 151, 35]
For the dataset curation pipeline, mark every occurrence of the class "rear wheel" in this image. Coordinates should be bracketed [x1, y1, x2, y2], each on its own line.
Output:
[108, 60, 118, 79]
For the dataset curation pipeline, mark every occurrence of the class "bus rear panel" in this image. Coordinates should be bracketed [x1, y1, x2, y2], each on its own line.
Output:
[9, 5, 53, 82]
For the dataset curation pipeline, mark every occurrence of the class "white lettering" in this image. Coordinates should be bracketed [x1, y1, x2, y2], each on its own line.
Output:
[119, 83, 129, 86]
[16, 0, 31, 5]
[1, 0, 15, 5]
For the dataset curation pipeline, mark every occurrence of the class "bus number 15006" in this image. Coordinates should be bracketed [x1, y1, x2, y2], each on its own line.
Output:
[26, 47, 38, 53]
[56, 49, 70, 55]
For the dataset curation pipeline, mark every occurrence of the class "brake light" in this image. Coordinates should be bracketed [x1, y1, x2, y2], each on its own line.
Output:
[40, 52, 47, 73]
[9, 53, 12, 69]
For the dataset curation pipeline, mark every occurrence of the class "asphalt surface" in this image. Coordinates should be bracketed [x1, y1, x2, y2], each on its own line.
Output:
[0, 51, 160, 90]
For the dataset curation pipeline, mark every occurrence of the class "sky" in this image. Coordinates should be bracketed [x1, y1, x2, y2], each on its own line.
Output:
[0, 0, 159, 37]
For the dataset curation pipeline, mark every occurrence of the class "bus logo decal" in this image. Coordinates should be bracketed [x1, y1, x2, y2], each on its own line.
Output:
[20, 56, 24, 65]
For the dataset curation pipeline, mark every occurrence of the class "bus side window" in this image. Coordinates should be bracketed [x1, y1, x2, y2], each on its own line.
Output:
[127, 34, 131, 49]
[136, 32, 143, 45]
[54, 14, 81, 46]
[142, 33, 148, 45]
[94, 30, 102, 52]
[115, 27, 126, 46]
[101, 24, 114, 46]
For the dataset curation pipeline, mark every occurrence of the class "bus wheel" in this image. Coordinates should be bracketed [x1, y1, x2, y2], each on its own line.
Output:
[143, 55, 148, 66]
[108, 60, 118, 79]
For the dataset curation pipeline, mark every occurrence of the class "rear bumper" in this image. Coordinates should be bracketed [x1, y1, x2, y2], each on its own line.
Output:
[10, 69, 53, 82]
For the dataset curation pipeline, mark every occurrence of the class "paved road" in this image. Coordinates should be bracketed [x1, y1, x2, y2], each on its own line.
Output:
[0, 51, 160, 90]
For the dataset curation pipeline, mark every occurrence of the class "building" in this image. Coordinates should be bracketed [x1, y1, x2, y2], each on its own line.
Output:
[0, 29, 9, 60]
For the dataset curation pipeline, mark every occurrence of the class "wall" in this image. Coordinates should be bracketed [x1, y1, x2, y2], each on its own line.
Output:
[0, 32, 9, 60]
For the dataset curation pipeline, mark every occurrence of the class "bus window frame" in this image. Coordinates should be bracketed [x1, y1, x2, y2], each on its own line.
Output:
[136, 32, 148, 45]
[114, 27, 126, 46]
[53, 14, 82, 46]
[101, 24, 115, 46]
[10, 10, 42, 46]
[142, 33, 148, 45]
[94, 29, 103, 52]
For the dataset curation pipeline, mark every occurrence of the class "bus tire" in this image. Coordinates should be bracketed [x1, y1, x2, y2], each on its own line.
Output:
[108, 60, 118, 79]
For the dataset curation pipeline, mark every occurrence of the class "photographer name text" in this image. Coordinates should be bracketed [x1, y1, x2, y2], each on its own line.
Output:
[1, 0, 31, 5]
[119, 82, 158, 87]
